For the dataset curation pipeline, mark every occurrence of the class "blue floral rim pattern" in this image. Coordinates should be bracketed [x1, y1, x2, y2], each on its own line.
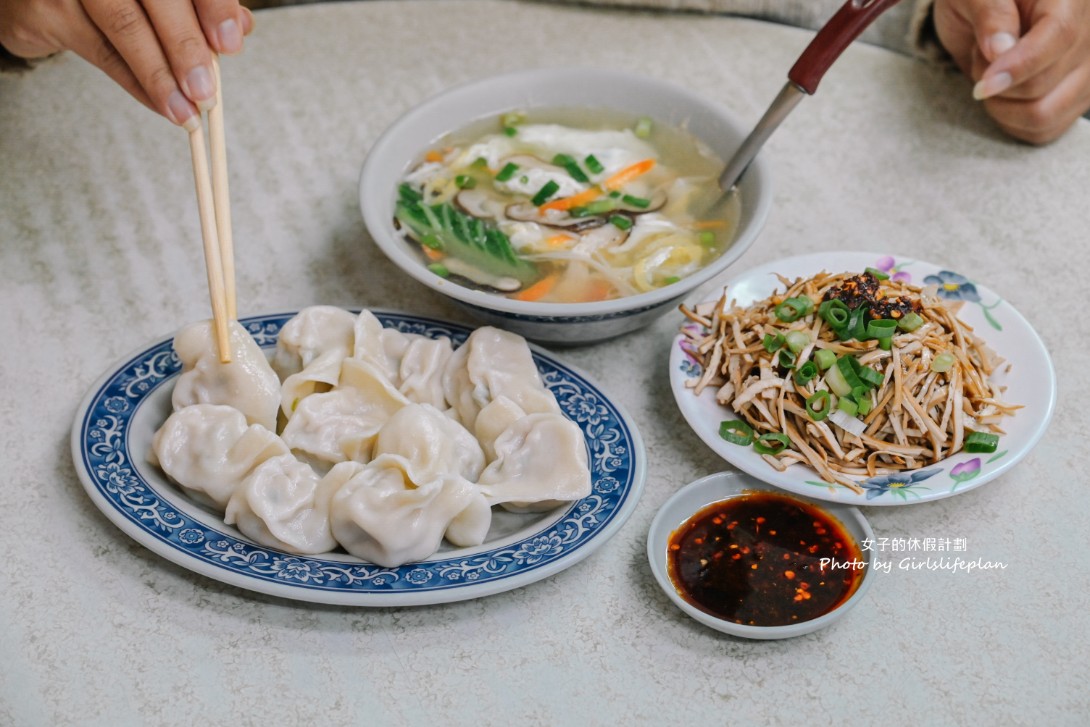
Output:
[75, 311, 644, 603]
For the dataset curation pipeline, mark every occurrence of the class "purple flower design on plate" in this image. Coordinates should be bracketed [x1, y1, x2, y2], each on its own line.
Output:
[860, 467, 942, 500]
[924, 270, 981, 302]
[874, 255, 911, 283]
[949, 458, 983, 491]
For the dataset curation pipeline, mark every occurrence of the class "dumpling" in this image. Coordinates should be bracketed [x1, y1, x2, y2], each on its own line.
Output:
[272, 306, 357, 380]
[478, 412, 591, 513]
[225, 456, 362, 554]
[281, 386, 402, 468]
[397, 337, 454, 409]
[329, 454, 487, 567]
[151, 403, 288, 510]
[372, 403, 485, 482]
[171, 320, 281, 431]
[442, 326, 559, 426]
[352, 310, 422, 385]
[473, 396, 526, 462]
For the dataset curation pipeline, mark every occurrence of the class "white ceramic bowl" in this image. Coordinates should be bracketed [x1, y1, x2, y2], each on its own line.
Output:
[647, 471, 875, 639]
[359, 67, 773, 345]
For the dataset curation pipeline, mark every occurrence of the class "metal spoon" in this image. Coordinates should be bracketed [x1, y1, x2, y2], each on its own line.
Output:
[719, 0, 905, 192]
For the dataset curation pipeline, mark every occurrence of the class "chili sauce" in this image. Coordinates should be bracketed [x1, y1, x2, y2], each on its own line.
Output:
[666, 492, 864, 627]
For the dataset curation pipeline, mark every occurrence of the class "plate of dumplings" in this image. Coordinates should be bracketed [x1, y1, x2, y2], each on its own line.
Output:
[72, 308, 646, 605]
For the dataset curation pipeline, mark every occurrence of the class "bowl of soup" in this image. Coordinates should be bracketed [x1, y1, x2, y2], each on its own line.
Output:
[359, 68, 772, 344]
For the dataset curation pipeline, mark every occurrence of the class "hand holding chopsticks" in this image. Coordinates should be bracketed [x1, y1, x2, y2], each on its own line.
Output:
[188, 56, 236, 363]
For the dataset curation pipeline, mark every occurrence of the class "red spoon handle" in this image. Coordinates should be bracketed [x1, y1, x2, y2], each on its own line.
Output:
[788, 0, 904, 94]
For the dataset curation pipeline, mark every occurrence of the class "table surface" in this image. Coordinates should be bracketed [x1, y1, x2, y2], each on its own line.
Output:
[2, 1, 1087, 724]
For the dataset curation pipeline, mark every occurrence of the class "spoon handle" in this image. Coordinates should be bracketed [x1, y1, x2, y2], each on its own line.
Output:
[789, 0, 905, 94]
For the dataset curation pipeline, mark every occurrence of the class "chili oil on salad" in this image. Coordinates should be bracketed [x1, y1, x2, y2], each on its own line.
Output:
[393, 108, 741, 304]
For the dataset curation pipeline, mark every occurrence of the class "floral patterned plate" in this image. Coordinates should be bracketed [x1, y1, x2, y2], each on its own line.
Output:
[670, 252, 1055, 506]
[72, 310, 646, 605]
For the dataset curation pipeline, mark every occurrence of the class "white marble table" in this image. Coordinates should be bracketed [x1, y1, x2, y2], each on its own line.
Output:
[2, 1, 1086, 724]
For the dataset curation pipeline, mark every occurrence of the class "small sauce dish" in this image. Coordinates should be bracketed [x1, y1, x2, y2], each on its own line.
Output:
[647, 471, 875, 639]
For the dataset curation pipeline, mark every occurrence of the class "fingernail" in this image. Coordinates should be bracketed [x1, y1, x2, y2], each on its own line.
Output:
[973, 72, 1012, 100]
[987, 32, 1017, 58]
[184, 65, 216, 111]
[166, 91, 200, 130]
[218, 18, 242, 54]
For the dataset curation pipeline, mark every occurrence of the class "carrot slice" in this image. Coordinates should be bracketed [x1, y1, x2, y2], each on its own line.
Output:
[538, 187, 602, 213]
[513, 273, 559, 302]
[580, 279, 615, 302]
[603, 159, 655, 191]
[692, 219, 727, 230]
[424, 150, 444, 163]
[545, 234, 571, 248]
[422, 246, 444, 261]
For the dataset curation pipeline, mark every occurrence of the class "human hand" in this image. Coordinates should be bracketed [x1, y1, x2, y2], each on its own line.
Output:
[0, 0, 254, 129]
[932, 0, 1090, 144]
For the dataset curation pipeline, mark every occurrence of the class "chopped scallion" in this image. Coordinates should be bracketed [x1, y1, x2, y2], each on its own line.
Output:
[584, 198, 616, 215]
[897, 311, 924, 332]
[609, 214, 633, 230]
[794, 361, 818, 386]
[814, 349, 836, 371]
[865, 319, 898, 339]
[931, 351, 956, 373]
[964, 430, 999, 453]
[698, 231, 716, 247]
[806, 391, 830, 421]
[763, 333, 785, 353]
[785, 330, 811, 354]
[865, 266, 890, 280]
[664, 276, 680, 285]
[775, 296, 814, 323]
[552, 153, 589, 183]
[856, 364, 884, 388]
[777, 349, 795, 369]
[503, 126, 518, 137]
[754, 432, 790, 455]
[818, 299, 850, 328]
[454, 174, 476, 190]
[531, 180, 561, 206]
[495, 162, 519, 182]
[584, 155, 605, 174]
[634, 116, 653, 138]
[719, 419, 754, 446]
[837, 396, 858, 417]
[426, 263, 449, 278]
[621, 194, 651, 209]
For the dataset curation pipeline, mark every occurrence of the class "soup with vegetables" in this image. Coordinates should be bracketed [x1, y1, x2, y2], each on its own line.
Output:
[394, 108, 739, 303]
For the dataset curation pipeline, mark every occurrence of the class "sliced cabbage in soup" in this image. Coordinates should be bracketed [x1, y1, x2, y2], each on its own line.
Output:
[394, 108, 739, 303]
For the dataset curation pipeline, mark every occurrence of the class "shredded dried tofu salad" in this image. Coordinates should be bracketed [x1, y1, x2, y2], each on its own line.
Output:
[679, 270, 1020, 492]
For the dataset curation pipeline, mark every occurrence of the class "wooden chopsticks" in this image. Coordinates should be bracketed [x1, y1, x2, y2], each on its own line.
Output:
[187, 55, 236, 363]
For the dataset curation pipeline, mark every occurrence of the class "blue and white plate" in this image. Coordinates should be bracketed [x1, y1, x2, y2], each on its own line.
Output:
[670, 251, 1055, 506]
[72, 310, 646, 605]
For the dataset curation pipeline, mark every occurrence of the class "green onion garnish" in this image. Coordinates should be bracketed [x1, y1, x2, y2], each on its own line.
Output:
[503, 126, 518, 137]
[427, 263, 449, 278]
[865, 266, 890, 280]
[897, 312, 924, 332]
[664, 276, 681, 285]
[585, 155, 605, 174]
[698, 231, 716, 247]
[964, 430, 999, 453]
[814, 349, 836, 371]
[777, 349, 795, 369]
[621, 194, 651, 209]
[818, 299, 850, 328]
[552, 154, 590, 183]
[879, 337, 893, 351]
[785, 330, 811, 354]
[775, 296, 815, 323]
[856, 364, 884, 388]
[471, 157, 489, 169]
[866, 319, 898, 339]
[835, 356, 865, 392]
[794, 360, 818, 386]
[584, 199, 616, 215]
[531, 180, 561, 206]
[634, 116, 653, 138]
[495, 162, 519, 182]
[609, 214, 633, 230]
[569, 206, 590, 218]
[837, 396, 858, 417]
[608, 190, 622, 198]
[455, 174, 476, 190]
[850, 385, 871, 405]
[763, 333, 785, 353]
[856, 394, 873, 416]
[754, 432, 791, 455]
[931, 351, 956, 373]
[501, 111, 525, 127]
[806, 391, 830, 421]
[719, 419, 754, 446]
[847, 306, 869, 340]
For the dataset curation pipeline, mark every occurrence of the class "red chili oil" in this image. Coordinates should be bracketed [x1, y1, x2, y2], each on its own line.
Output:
[666, 492, 864, 627]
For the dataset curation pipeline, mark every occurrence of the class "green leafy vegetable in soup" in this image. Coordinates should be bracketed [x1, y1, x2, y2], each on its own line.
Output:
[395, 109, 740, 303]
